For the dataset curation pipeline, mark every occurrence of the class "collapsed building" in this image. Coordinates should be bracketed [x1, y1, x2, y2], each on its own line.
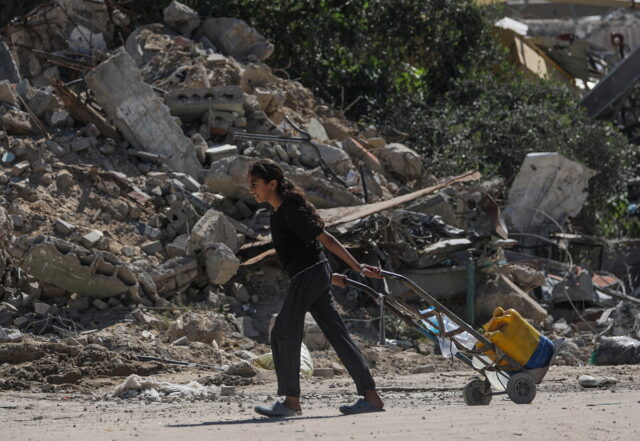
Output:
[0, 1, 639, 392]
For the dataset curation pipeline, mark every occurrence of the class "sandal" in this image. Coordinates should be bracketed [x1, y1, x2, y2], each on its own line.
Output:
[339, 398, 385, 415]
[254, 401, 302, 418]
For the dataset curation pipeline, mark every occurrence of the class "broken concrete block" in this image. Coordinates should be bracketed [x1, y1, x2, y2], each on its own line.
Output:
[196, 18, 274, 62]
[172, 173, 201, 192]
[376, 143, 422, 182]
[10, 161, 30, 176]
[303, 118, 329, 142]
[323, 118, 352, 141]
[85, 50, 201, 177]
[168, 311, 232, 344]
[0, 327, 22, 343]
[410, 365, 436, 374]
[54, 219, 76, 235]
[33, 302, 50, 317]
[191, 133, 208, 163]
[70, 137, 98, 152]
[203, 109, 236, 133]
[81, 230, 103, 248]
[504, 152, 597, 243]
[164, 1, 201, 36]
[28, 88, 60, 118]
[165, 86, 244, 120]
[172, 336, 189, 346]
[20, 236, 138, 299]
[235, 316, 259, 338]
[0, 80, 17, 106]
[246, 110, 281, 135]
[141, 241, 163, 255]
[166, 234, 190, 257]
[205, 144, 238, 162]
[188, 209, 239, 252]
[148, 256, 199, 295]
[299, 143, 353, 175]
[205, 243, 239, 285]
[54, 169, 74, 192]
[475, 274, 548, 325]
[0, 110, 35, 135]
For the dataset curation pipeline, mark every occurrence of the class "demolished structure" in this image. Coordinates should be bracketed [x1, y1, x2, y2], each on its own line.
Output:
[0, 0, 639, 393]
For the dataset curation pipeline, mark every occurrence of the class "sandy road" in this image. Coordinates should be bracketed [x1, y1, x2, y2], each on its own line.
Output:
[1, 365, 639, 441]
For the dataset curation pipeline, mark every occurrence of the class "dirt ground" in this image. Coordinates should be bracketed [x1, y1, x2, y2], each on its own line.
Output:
[1, 364, 639, 441]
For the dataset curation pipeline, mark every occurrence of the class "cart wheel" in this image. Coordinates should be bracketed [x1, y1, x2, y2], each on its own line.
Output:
[463, 379, 492, 406]
[506, 373, 536, 404]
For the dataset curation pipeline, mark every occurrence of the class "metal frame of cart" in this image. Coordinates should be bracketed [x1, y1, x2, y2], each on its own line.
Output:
[345, 270, 564, 405]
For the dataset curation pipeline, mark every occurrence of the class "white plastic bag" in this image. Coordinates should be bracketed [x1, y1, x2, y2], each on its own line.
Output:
[420, 307, 477, 358]
[253, 343, 314, 377]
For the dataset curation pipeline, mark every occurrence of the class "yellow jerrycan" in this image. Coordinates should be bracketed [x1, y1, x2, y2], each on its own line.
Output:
[476, 307, 554, 370]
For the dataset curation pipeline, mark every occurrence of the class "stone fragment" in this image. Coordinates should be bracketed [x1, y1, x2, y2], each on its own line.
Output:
[168, 311, 232, 344]
[227, 361, 257, 377]
[0, 80, 17, 106]
[10, 161, 30, 176]
[205, 144, 238, 162]
[85, 50, 201, 177]
[141, 241, 163, 255]
[148, 256, 198, 295]
[33, 302, 51, 317]
[375, 143, 422, 182]
[323, 118, 352, 141]
[54, 169, 74, 192]
[81, 230, 103, 248]
[163, 1, 201, 36]
[188, 209, 239, 252]
[196, 18, 274, 62]
[1, 110, 35, 134]
[0, 327, 22, 343]
[231, 283, 250, 303]
[475, 274, 548, 325]
[298, 143, 353, 175]
[303, 118, 329, 142]
[54, 219, 76, 235]
[205, 243, 240, 285]
[166, 234, 190, 257]
[172, 336, 189, 346]
[410, 365, 436, 374]
[304, 314, 330, 351]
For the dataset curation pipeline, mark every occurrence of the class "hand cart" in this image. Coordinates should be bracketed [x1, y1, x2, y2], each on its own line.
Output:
[344, 270, 564, 405]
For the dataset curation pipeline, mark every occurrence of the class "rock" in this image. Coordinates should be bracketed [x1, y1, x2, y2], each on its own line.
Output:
[188, 209, 239, 252]
[10, 161, 30, 176]
[141, 240, 163, 255]
[27, 88, 60, 118]
[85, 50, 201, 178]
[235, 316, 259, 338]
[475, 274, 548, 325]
[0, 80, 17, 106]
[298, 142, 353, 175]
[0, 327, 22, 343]
[227, 361, 257, 377]
[166, 234, 190, 257]
[33, 302, 51, 317]
[172, 336, 189, 346]
[0, 110, 34, 135]
[304, 314, 330, 351]
[578, 375, 617, 388]
[54, 169, 74, 192]
[70, 137, 98, 152]
[323, 118, 352, 141]
[168, 311, 232, 345]
[234, 349, 257, 360]
[196, 18, 274, 62]
[147, 256, 198, 295]
[339, 138, 381, 172]
[204, 243, 240, 285]
[54, 219, 76, 235]
[206, 144, 238, 162]
[47, 370, 82, 385]
[163, 1, 201, 36]
[410, 365, 436, 374]
[81, 230, 103, 248]
[44, 109, 74, 128]
[375, 143, 422, 182]
[313, 368, 335, 378]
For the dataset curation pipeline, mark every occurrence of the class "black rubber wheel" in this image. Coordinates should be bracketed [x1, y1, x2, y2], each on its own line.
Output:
[506, 373, 536, 404]
[463, 378, 492, 406]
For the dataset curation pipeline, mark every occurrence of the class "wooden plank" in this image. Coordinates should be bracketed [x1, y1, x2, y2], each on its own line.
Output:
[318, 170, 481, 227]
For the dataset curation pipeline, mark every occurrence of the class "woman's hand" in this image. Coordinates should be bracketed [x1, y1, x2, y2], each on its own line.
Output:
[361, 264, 383, 279]
[331, 273, 347, 287]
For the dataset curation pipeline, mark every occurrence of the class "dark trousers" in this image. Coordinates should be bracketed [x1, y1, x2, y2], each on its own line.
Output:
[270, 261, 376, 398]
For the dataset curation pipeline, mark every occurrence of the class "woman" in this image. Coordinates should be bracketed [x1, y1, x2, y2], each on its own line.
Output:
[249, 159, 385, 417]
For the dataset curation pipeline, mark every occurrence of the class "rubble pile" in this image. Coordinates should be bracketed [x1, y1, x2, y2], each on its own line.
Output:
[0, 1, 639, 393]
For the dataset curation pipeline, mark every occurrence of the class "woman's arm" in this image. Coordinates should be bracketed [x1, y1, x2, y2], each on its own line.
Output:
[318, 231, 382, 284]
